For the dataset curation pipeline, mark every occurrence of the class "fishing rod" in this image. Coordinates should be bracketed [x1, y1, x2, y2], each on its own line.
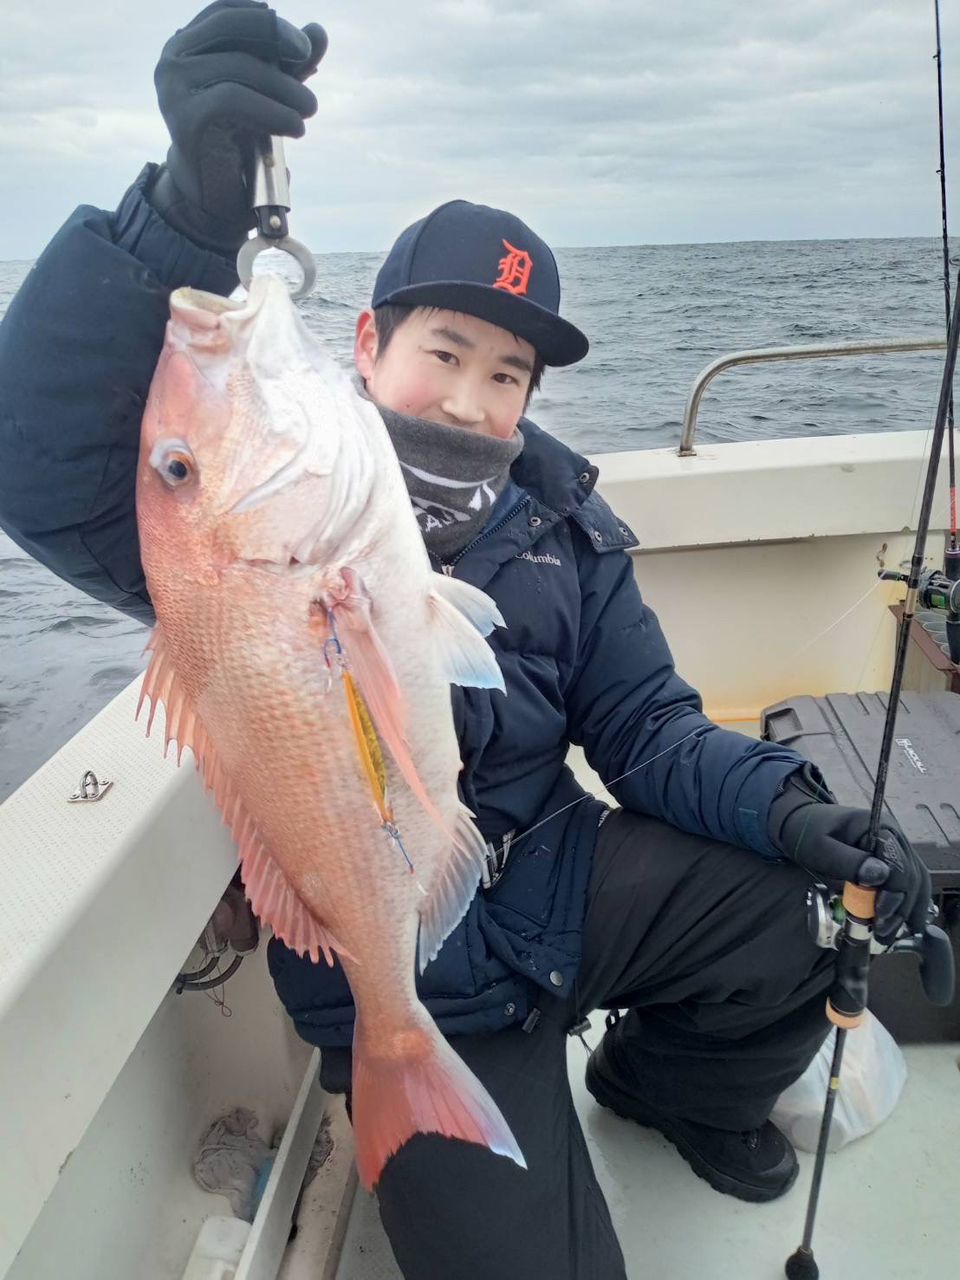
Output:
[782, 271, 960, 1280]
[935, 0, 960, 574]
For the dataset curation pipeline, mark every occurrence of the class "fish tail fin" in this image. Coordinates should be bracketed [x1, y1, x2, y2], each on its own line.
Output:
[351, 1014, 526, 1190]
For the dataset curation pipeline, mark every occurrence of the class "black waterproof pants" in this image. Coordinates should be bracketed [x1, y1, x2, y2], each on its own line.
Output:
[319, 810, 835, 1279]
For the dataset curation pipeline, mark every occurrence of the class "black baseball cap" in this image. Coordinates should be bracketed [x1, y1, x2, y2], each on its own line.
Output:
[371, 199, 589, 367]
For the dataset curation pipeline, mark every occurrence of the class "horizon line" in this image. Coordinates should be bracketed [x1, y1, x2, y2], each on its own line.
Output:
[0, 230, 953, 266]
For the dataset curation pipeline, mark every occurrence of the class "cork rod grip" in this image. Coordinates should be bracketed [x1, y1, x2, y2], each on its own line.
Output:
[826, 882, 877, 1029]
[841, 882, 877, 922]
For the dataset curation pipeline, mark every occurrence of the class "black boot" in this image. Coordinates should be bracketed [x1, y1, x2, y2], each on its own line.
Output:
[585, 1029, 798, 1204]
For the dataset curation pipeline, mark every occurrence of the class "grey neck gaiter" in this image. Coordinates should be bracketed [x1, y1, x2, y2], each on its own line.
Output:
[357, 379, 524, 559]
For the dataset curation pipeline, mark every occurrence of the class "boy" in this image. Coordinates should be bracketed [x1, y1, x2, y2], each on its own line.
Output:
[0, 5, 931, 1277]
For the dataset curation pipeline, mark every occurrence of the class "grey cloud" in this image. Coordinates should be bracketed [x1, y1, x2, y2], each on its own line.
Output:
[0, 0, 955, 256]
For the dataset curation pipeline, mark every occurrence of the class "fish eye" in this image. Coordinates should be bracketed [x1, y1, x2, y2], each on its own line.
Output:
[149, 439, 197, 489]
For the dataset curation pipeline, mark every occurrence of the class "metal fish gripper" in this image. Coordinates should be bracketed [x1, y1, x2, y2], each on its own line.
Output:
[237, 136, 316, 301]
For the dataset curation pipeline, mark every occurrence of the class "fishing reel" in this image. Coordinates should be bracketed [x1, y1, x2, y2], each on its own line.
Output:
[880, 553, 960, 664]
[806, 883, 955, 1006]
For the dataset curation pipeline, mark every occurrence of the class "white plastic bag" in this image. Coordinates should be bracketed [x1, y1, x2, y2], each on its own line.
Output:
[770, 1011, 907, 1153]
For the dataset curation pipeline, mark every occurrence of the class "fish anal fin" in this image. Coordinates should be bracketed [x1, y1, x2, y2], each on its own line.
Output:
[241, 840, 356, 966]
[137, 626, 350, 966]
[417, 804, 487, 973]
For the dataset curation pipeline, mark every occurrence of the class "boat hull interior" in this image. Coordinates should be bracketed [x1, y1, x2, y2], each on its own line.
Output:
[2, 428, 957, 1279]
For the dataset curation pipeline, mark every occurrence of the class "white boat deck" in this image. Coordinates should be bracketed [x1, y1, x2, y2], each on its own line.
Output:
[329, 1032, 960, 1280]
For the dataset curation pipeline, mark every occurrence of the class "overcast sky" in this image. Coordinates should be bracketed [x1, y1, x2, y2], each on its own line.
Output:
[2, 0, 959, 259]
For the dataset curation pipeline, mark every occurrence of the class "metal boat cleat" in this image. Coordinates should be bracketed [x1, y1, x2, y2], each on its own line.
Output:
[67, 769, 113, 803]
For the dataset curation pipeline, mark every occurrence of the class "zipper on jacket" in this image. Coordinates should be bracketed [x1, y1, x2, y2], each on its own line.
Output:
[435, 495, 532, 575]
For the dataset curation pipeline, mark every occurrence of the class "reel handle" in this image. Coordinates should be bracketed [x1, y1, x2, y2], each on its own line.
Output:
[920, 926, 955, 1004]
[892, 924, 956, 1006]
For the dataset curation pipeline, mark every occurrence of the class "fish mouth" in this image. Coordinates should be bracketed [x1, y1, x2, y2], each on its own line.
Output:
[171, 288, 244, 323]
[168, 288, 245, 350]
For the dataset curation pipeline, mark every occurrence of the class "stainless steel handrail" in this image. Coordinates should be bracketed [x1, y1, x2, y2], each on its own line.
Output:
[679, 337, 948, 456]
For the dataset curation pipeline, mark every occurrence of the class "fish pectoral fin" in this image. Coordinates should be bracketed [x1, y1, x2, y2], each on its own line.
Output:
[428, 580, 506, 692]
[430, 573, 505, 635]
[417, 803, 488, 973]
[137, 626, 350, 967]
[323, 566, 449, 833]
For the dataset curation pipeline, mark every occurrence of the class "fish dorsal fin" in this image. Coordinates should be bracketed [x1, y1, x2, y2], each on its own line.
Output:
[428, 576, 506, 691]
[137, 626, 351, 965]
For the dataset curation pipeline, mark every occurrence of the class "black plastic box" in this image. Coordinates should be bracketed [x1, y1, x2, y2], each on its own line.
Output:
[761, 690, 960, 1041]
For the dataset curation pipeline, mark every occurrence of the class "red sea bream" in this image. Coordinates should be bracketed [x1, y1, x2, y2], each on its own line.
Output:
[135, 275, 525, 1188]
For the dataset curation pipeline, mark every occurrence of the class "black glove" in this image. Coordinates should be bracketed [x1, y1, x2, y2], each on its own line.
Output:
[150, 0, 327, 255]
[768, 764, 933, 944]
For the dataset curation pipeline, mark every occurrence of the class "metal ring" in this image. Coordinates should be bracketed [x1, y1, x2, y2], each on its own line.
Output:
[236, 233, 317, 301]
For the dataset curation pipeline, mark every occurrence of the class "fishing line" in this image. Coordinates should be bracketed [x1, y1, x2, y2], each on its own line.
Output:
[488, 576, 896, 865]
[851, 594, 897, 698]
[483, 728, 705, 863]
[484, 572, 892, 867]
[484, 404, 946, 860]
[782, 576, 884, 662]
[782, 574, 892, 725]
[935, 0, 958, 549]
